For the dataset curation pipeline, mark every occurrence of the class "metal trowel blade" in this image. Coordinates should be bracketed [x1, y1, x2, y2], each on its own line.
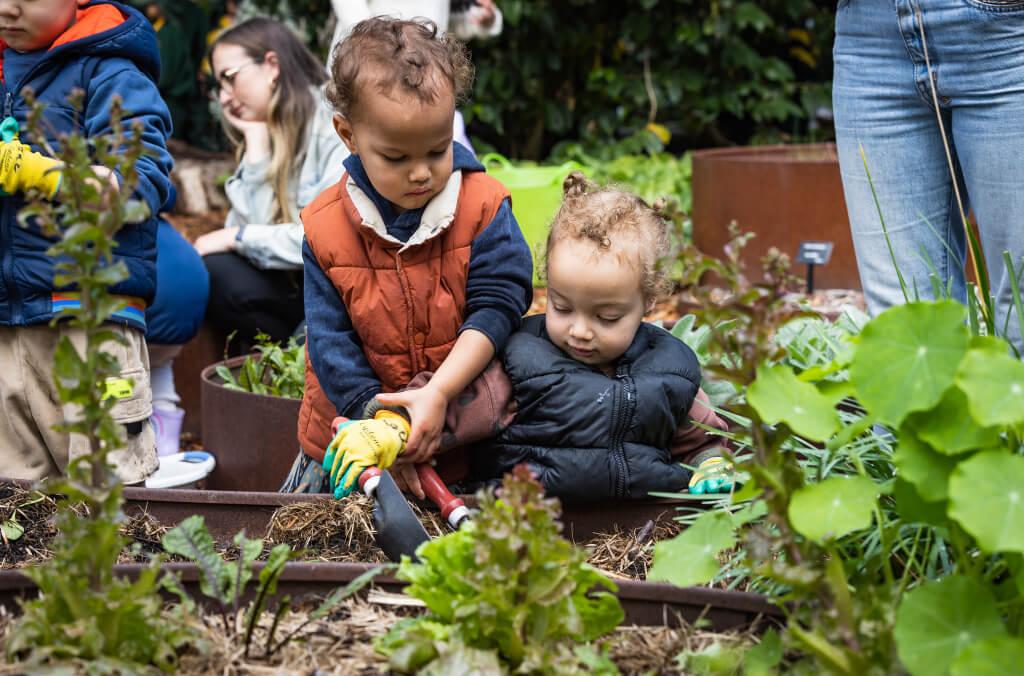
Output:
[372, 469, 430, 562]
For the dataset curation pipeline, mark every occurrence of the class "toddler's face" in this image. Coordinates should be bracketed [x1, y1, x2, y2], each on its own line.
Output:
[545, 239, 650, 371]
[0, 0, 81, 52]
[333, 84, 454, 213]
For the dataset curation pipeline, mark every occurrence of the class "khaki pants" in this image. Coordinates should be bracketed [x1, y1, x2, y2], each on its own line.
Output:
[0, 324, 157, 484]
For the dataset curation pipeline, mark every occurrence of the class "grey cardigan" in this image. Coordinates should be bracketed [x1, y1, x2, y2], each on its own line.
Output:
[224, 91, 348, 270]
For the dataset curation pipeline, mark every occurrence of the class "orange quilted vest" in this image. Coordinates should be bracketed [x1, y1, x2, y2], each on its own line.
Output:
[297, 171, 511, 464]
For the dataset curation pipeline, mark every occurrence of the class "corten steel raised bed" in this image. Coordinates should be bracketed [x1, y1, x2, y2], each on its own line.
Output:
[0, 562, 781, 631]
[200, 357, 301, 492]
[122, 486, 688, 543]
[692, 143, 861, 290]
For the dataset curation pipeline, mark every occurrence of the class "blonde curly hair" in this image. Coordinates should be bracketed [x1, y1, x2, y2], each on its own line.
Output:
[545, 171, 672, 303]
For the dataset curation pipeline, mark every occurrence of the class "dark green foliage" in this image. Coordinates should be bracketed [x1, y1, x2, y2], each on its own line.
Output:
[377, 466, 623, 674]
[6, 92, 193, 672]
[215, 332, 305, 399]
[248, 0, 835, 159]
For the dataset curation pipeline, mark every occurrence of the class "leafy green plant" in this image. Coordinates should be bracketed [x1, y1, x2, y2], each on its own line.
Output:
[376, 466, 624, 674]
[161, 515, 388, 658]
[6, 94, 193, 671]
[215, 332, 305, 398]
[651, 227, 1024, 674]
[249, 0, 835, 158]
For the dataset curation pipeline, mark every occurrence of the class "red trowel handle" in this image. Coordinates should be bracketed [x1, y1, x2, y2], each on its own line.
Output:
[416, 464, 470, 529]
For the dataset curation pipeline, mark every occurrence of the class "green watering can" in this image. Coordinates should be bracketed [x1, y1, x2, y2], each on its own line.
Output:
[480, 153, 589, 285]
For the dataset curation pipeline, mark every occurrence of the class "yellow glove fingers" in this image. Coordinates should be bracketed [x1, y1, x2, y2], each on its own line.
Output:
[0, 141, 62, 198]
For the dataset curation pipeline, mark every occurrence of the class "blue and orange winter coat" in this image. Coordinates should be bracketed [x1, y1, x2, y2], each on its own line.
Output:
[0, 1, 173, 331]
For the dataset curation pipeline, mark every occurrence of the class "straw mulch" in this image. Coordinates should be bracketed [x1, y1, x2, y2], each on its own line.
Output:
[0, 484, 59, 568]
[584, 518, 682, 580]
[266, 495, 448, 563]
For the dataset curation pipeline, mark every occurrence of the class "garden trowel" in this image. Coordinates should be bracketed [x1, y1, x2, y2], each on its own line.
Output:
[357, 466, 430, 562]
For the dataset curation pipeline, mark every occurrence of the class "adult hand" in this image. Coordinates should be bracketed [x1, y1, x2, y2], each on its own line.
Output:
[194, 227, 240, 257]
[0, 140, 62, 198]
[689, 456, 734, 495]
[375, 384, 447, 464]
[221, 108, 271, 162]
[322, 411, 411, 498]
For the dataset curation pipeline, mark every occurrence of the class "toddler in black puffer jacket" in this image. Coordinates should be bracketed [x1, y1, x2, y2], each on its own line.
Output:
[467, 172, 733, 501]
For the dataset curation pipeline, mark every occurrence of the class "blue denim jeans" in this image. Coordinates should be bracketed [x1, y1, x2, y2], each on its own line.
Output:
[833, 0, 1024, 350]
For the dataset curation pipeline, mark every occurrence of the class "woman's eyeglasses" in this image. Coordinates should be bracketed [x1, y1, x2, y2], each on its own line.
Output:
[210, 59, 262, 98]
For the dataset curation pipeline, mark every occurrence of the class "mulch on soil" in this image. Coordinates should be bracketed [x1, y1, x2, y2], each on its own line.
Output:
[1, 480, 677, 582]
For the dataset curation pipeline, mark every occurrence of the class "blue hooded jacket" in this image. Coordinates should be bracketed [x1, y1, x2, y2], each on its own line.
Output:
[0, 1, 173, 331]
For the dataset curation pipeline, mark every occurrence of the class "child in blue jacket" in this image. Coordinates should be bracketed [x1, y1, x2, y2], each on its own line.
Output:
[0, 0, 173, 484]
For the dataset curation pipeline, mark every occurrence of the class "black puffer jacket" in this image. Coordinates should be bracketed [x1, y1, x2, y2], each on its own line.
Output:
[471, 315, 702, 501]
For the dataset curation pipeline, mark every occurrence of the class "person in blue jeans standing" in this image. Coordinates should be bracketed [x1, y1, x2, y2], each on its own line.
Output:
[833, 0, 1024, 352]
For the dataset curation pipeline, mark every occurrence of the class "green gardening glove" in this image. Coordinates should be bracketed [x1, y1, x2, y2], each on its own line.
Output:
[689, 456, 734, 495]
[322, 410, 411, 499]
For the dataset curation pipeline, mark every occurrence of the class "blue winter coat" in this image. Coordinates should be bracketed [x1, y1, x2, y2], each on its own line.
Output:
[0, 1, 173, 331]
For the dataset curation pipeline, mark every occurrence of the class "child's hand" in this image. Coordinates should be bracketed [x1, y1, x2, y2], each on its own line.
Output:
[0, 140, 62, 198]
[322, 411, 410, 498]
[194, 226, 241, 256]
[689, 456, 734, 495]
[376, 384, 447, 464]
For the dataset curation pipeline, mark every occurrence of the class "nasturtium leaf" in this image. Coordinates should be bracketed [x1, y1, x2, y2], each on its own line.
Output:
[743, 629, 783, 676]
[894, 431, 960, 502]
[894, 576, 1005, 676]
[648, 511, 735, 587]
[787, 476, 878, 543]
[893, 478, 948, 527]
[906, 386, 1001, 455]
[1, 519, 23, 542]
[850, 301, 968, 426]
[747, 364, 839, 441]
[949, 450, 1024, 553]
[950, 636, 1024, 676]
[968, 335, 1010, 356]
[956, 348, 1024, 427]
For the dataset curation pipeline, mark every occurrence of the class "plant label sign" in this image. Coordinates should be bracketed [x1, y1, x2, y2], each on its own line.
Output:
[796, 241, 834, 266]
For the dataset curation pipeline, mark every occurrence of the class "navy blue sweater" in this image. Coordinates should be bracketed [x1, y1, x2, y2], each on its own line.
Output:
[304, 143, 533, 420]
[0, 1, 173, 330]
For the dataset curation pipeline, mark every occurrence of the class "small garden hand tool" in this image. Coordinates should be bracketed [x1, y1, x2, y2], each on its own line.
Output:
[357, 466, 430, 562]
[415, 463, 471, 530]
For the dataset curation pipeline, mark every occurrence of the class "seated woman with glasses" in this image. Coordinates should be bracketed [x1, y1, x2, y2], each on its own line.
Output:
[194, 17, 349, 355]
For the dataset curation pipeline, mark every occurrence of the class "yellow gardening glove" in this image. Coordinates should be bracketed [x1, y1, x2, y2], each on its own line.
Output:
[689, 456, 734, 495]
[0, 140, 62, 198]
[322, 410, 411, 499]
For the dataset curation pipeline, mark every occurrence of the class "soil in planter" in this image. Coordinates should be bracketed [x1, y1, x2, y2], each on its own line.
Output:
[266, 494, 449, 563]
[0, 485, 59, 568]
[583, 518, 682, 580]
[175, 598, 762, 675]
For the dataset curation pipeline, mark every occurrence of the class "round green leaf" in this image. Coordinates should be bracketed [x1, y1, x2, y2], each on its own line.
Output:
[747, 364, 839, 442]
[649, 511, 735, 587]
[949, 450, 1024, 553]
[893, 478, 947, 527]
[894, 431, 960, 502]
[850, 301, 968, 426]
[950, 636, 1024, 676]
[788, 476, 878, 543]
[906, 387, 1000, 455]
[895, 576, 1005, 676]
[956, 349, 1024, 427]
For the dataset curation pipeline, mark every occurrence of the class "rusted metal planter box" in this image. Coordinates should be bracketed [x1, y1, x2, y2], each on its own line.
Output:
[200, 357, 301, 492]
[0, 561, 780, 631]
[692, 143, 860, 290]
[122, 486, 689, 543]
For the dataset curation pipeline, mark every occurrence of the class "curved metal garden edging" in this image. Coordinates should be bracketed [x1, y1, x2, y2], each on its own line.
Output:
[0, 562, 781, 631]
[200, 357, 302, 492]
